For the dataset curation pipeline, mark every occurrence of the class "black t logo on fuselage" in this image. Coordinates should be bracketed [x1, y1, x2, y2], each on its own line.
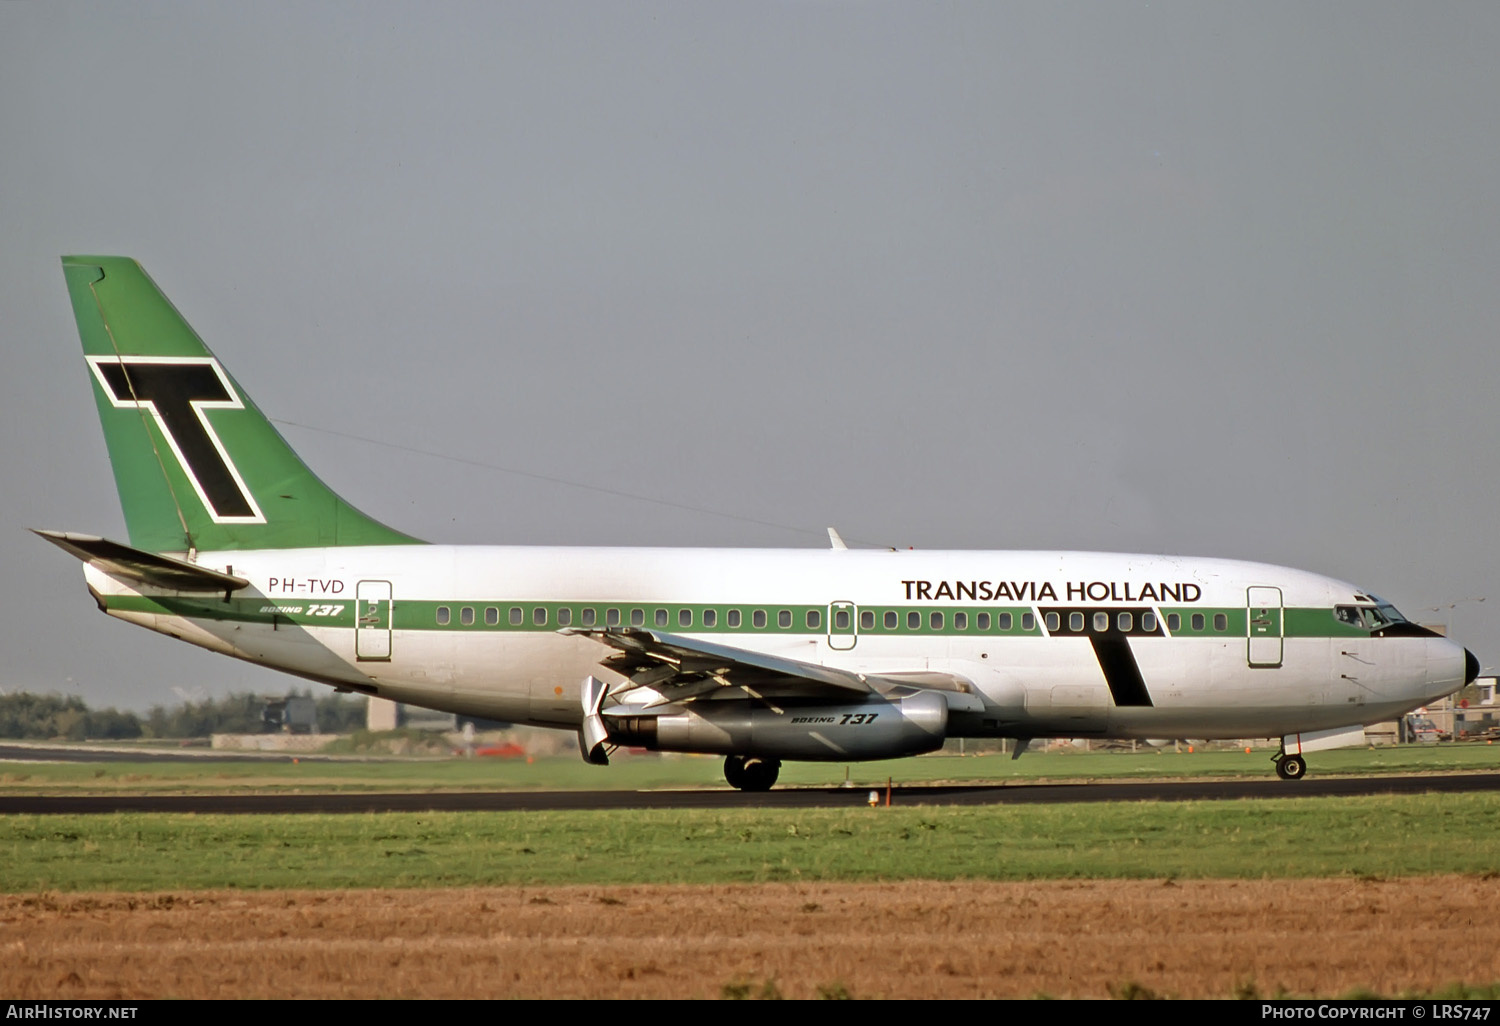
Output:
[89, 357, 262, 522]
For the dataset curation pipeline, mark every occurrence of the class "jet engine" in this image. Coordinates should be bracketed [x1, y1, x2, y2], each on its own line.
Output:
[603, 690, 949, 761]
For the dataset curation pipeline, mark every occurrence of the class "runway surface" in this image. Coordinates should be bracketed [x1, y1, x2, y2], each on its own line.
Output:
[4, 771, 1498, 814]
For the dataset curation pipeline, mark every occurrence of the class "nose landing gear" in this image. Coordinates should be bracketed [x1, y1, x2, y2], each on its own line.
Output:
[1274, 752, 1307, 780]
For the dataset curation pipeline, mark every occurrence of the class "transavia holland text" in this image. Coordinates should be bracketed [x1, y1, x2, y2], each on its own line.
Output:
[900, 580, 1204, 603]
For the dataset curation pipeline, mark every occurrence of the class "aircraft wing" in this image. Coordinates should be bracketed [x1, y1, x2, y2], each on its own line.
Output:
[560, 626, 983, 709]
[33, 530, 249, 593]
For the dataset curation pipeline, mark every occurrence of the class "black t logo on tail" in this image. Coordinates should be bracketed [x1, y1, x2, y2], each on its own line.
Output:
[86, 356, 265, 523]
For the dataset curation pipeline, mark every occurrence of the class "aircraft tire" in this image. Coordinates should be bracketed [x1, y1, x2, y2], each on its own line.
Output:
[724, 755, 780, 791]
[1275, 755, 1307, 781]
[723, 755, 748, 790]
[739, 757, 780, 791]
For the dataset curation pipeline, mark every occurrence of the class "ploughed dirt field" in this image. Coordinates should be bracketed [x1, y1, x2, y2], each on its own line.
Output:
[4, 877, 1498, 999]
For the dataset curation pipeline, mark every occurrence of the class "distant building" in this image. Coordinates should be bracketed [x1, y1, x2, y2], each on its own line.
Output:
[365, 697, 507, 732]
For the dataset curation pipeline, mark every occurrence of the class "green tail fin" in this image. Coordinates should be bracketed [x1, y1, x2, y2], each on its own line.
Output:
[62, 256, 423, 552]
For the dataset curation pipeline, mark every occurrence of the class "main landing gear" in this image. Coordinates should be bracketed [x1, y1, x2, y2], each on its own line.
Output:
[1274, 752, 1307, 781]
[724, 755, 781, 792]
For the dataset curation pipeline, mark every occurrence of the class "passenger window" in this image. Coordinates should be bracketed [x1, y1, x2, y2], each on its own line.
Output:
[806, 610, 821, 630]
[1092, 612, 1108, 632]
[835, 610, 851, 630]
[996, 612, 1010, 631]
[679, 609, 693, 628]
[1141, 612, 1155, 632]
[557, 607, 572, 626]
[930, 611, 944, 630]
[728, 609, 742, 628]
[606, 608, 620, 627]
[885, 610, 898, 630]
[1191, 613, 1205, 631]
[954, 611, 968, 631]
[655, 608, 668, 628]
[754, 610, 767, 629]
[631, 608, 644, 627]
[778, 610, 792, 629]
[977, 612, 992, 631]
[436, 606, 451, 625]
[510, 606, 523, 626]
[907, 611, 920, 630]
[1069, 612, 1084, 631]
[533, 607, 547, 626]
[461, 607, 475, 626]
[1166, 613, 1180, 632]
[485, 607, 499, 626]
[703, 609, 717, 628]
[1118, 612, 1132, 632]
[1214, 613, 1228, 631]
[1021, 612, 1035, 631]
[582, 608, 597, 627]
[1045, 612, 1060, 632]
[860, 610, 875, 630]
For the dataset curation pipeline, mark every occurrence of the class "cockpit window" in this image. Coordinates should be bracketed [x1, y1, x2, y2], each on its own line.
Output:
[1336, 604, 1406, 629]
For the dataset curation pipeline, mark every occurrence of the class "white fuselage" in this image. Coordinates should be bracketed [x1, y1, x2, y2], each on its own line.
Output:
[84, 545, 1470, 747]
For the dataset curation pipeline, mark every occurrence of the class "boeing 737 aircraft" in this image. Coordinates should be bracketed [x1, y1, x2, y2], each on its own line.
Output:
[40, 256, 1479, 788]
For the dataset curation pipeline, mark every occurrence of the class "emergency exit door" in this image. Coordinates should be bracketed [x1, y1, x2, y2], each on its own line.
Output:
[1247, 586, 1283, 668]
[356, 580, 392, 661]
[828, 601, 858, 650]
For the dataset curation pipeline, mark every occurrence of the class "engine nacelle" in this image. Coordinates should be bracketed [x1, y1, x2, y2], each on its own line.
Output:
[603, 690, 949, 761]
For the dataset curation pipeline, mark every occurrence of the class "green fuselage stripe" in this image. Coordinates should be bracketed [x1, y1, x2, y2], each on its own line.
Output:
[101, 596, 1385, 641]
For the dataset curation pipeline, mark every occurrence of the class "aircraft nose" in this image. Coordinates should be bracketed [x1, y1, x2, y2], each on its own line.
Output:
[1466, 649, 1481, 685]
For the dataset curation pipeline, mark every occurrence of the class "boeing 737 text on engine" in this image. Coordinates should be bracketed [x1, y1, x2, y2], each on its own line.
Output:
[40, 256, 1479, 788]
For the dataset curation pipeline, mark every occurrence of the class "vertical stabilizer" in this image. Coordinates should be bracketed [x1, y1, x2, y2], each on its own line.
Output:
[61, 256, 422, 553]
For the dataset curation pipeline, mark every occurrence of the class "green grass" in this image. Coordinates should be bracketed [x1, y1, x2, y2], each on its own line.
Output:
[4, 740, 1499, 794]
[5, 793, 1500, 892]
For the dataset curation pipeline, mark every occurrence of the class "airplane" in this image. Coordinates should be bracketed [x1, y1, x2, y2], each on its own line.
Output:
[39, 255, 1480, 789]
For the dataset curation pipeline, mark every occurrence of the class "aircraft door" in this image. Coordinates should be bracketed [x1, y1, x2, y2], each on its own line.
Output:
[1247, 586, 1283, 668]
[828, 601, 858, 651]
[356, 580, 393, 661]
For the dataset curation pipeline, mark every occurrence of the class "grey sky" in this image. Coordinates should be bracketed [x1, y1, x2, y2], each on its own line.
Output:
[3, 2, 1498, 710]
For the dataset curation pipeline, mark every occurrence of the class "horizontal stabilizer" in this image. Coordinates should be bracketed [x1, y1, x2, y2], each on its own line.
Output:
[32, 530, 249, 592]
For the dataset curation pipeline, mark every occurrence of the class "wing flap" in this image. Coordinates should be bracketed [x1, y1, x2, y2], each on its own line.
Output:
[562, 627, 876, 697]
[561, 626, 982, 708]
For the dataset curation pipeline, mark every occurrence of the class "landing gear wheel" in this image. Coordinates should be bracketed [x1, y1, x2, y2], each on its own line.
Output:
[724, 755, 748, 790]
[724, 755, 781, 791]
[1275, 754, 1307, 781]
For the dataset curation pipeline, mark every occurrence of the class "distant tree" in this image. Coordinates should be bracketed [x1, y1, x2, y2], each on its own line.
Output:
[0, 693, 141, 740]
[144, 692, 266, 737]
[312, 690, 368, 733]
[0, 688, 365, 740]
[84, 706, 143, 740]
